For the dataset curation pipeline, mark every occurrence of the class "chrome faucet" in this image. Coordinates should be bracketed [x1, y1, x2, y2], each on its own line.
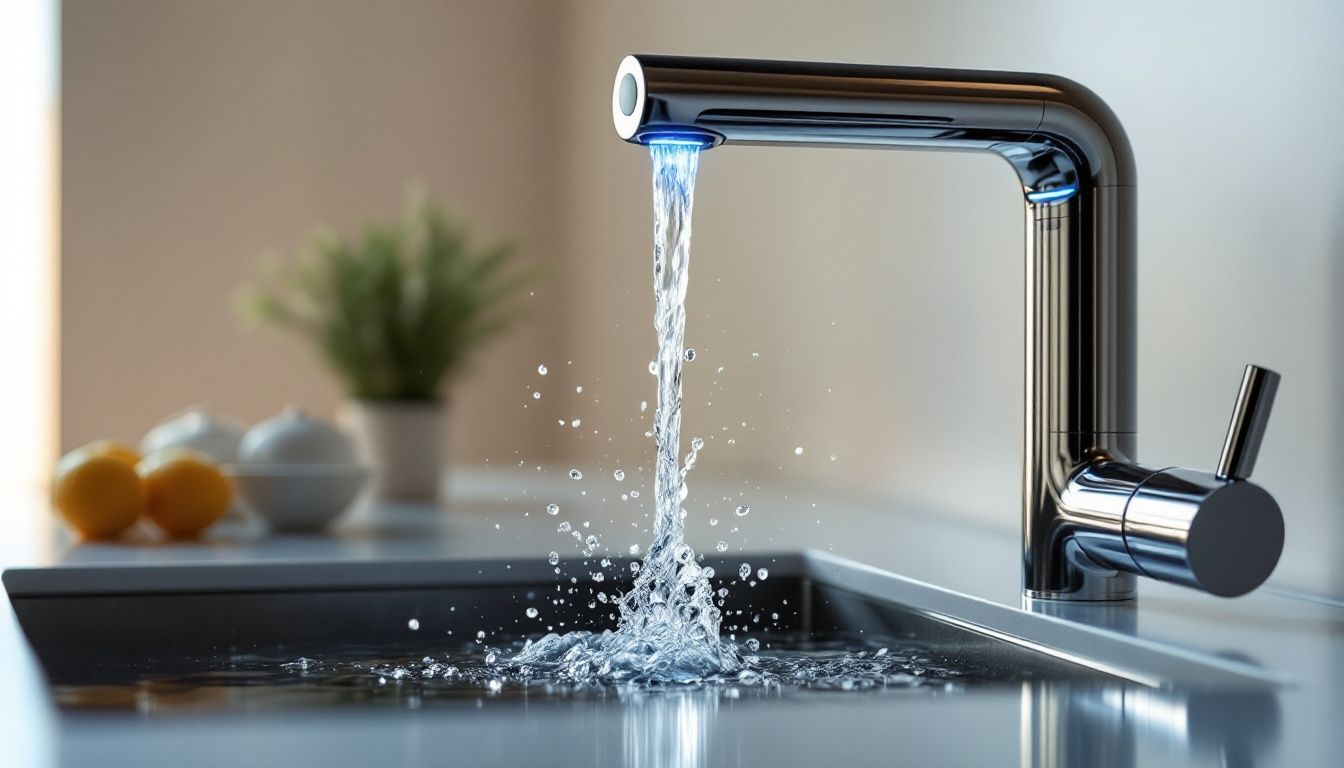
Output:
[611, 55, 1285, 601]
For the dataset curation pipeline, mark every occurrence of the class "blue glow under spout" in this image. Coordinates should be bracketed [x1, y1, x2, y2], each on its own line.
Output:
[635, 127, 722, 150]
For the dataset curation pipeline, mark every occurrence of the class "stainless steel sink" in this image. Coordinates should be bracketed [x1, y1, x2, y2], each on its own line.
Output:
[3, 551, 1283, 767]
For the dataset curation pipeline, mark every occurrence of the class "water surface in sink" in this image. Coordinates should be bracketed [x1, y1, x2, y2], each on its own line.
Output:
[25, 568, 1118, 713]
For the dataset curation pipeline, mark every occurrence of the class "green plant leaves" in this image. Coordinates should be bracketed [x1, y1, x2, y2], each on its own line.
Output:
[238, 196, 530, 400]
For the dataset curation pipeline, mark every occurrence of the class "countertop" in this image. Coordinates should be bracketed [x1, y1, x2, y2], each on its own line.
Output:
[2, 467, 1341, 767]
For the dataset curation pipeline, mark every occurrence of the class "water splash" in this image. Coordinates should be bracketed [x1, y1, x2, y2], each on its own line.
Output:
[508, 143, 739, 683]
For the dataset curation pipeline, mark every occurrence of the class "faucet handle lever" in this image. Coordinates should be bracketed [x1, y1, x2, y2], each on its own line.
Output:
[1217, 364, 1280, 480]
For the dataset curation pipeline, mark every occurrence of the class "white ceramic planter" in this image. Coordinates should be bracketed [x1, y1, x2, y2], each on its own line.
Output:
[342, 400, 445, 502]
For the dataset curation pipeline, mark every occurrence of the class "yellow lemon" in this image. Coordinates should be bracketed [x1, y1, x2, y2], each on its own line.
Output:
[53, 445, 147, 540]
[81, 439, 141, 467]
[138, 449, 232, 538]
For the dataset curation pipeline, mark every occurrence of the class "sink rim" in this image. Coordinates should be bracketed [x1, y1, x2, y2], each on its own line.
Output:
[801, 550, 1289, 689]
[2, 549, 1288, 690]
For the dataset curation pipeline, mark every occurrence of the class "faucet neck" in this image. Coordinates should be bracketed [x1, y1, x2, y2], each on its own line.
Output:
[1022, 187, 1137, 599]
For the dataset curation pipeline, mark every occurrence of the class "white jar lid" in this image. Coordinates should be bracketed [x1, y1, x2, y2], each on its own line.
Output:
[239, 405, 356, 466]
[141, 406, 246, 463]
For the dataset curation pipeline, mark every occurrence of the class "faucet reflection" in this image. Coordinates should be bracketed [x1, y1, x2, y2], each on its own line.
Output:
[1022, 682, 1281, 768]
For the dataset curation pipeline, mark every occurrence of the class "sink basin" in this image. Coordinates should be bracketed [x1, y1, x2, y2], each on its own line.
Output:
[3, 551, 1283, 767]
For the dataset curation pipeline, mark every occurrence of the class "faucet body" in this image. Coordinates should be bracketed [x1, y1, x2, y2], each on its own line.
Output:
[613, 55, 1284, 601]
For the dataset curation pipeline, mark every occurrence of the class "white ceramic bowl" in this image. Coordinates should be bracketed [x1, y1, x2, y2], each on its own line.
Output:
[226, 465, 368, 532]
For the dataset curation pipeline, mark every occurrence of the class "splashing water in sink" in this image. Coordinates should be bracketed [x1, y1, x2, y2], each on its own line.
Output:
[505, 143, 740, 683]
[254, 146, 937, 693]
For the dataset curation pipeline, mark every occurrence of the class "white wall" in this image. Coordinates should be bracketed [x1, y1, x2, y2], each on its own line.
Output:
[0, 0, 58, 490]
[553, 0, 1344, 599]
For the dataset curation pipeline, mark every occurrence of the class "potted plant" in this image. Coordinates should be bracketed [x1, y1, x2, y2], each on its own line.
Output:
[240, 194, 529, 501]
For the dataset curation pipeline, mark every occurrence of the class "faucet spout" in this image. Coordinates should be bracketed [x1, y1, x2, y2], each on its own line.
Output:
[612, 55, 1283, 601]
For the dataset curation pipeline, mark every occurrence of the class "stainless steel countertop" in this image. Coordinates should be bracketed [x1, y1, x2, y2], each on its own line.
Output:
[2, 468, 1341, 767]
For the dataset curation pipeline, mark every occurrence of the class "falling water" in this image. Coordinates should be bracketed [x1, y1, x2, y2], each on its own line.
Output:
[508, 143, 740, 682]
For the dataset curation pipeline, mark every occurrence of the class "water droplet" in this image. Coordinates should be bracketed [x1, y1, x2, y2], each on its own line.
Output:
[757, 568, 769, 581]
[537, 364, 548, 375]
[576, 386, 584, 394]
[630, 562, 641, 574]
[571, 419, 581, 428]
[569, 468, 583, 480]
[691, 436, 704, 451]
[592, 572, 606, 583]
[648, 361, 658, 375]
[716, 541, 727, 552]
[684, 348, 696, 361]
[548, 551, 560, 565]
[709, 517, 718, 526]
[485, 651, 497, 664]
[739, 563, 751, 580]
[557, 521, 571, 533]
[407, 618, 420, 631]
[630, 490, 640, 499]
[476, 630, 486, 641]
[794, 446, 804, 456]
[640, 400, 648, 412]
[613, 469, 625, 481]
[744, 638, 760, 652]
[487, 679, 502, 693]
[628, 544, 641, 555]
[751, 351, 760, 358]
[735, 504, 750, 517]
[830, 454, 837, 462]
[526, 607, 539, 619]
[532, 391, 542, 400]
[547, 503, 559, 516]
[875, 647, 888, 657]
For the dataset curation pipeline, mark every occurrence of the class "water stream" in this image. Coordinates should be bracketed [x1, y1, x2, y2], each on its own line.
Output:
[504, 143, 740, 683]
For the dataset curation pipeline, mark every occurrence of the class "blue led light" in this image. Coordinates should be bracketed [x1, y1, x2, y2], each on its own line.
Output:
[1026, 185, 1078, 204]
[639, 130, 717, 149]
[645, 137, 709, 147]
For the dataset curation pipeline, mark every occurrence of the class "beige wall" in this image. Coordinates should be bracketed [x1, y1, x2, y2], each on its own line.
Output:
[63, 1, 1344, 598]
[62, 0, 565, 463]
